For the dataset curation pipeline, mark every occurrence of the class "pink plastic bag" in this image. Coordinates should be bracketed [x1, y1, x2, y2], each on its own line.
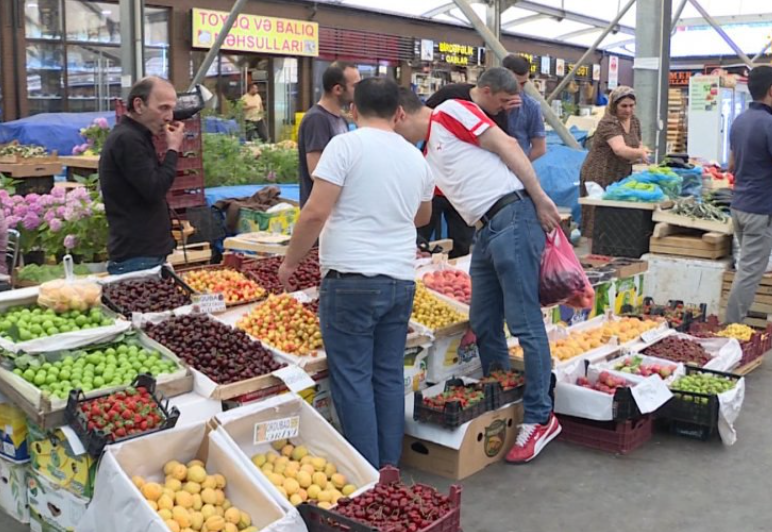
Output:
[539, 230, 595, 309]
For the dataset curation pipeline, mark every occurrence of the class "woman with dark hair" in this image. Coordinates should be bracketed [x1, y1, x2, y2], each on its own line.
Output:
[579, 86, 650, 235]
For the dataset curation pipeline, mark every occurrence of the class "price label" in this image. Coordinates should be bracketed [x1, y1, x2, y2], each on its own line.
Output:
[253, 416, 300, 445]
[641, 328, 665, 344]
[274, 365, 316, 394]
[191, 293, 226, 314]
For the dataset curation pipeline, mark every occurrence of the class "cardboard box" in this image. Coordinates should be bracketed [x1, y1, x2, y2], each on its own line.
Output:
[0, 455, 29, 524]
[237, 205, 300, 235]
[404, 343, 430, 396]
[76, 422, 303, 532]
[426, 328, 481, 384]
[401, 400, 523, 480]
[0, 398, 29, 461]
[27, 422, 96, 499]
[27, 472, 89, 532]
[612, 274, 645, 315]
[213, 394, 380, 514]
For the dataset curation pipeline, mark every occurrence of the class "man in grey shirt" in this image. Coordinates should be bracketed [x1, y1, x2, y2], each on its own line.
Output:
[298, 61, 361, 207]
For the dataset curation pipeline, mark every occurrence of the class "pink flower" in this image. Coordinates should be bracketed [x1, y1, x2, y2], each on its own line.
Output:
[52, 187, 66, 199]
[13, 204, 28, 217]
[95, 117, 109, 129]
[5, 215, 20, 227]
[43, 210, 56, 223]
[49, 218, 63, 232]
[56, 206, 66, 217]
[64, 235, 78, 249]
[63, 207, 78, 222]
[22, 213, 40, 231]
[25, 193, 40, 203]
[94, 203, 105, 213]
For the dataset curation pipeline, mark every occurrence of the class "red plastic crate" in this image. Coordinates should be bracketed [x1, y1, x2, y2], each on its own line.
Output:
[170, 171, 205, 191]
[557, 414, 653, 454]
[176, 152, 203, 171]
[299, 467, 462, 532]
[166, 187, 206, 210]
[690, 318, 771, 366]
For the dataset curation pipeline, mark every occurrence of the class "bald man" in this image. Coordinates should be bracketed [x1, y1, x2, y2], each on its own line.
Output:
[99, 76, 185, 274]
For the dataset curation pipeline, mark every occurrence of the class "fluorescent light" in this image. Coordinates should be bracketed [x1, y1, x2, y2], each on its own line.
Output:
[101, 10, 112, 15]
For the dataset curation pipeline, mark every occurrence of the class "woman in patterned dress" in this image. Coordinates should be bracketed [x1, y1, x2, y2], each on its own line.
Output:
[579, 86, 651, 236]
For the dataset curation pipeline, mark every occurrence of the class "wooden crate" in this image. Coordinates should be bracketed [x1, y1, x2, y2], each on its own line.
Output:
[652, 205, 733, 234]
[734, 354, 765, 376]
[167, 242, 211, 267]
[0, 161, 63, 177]
[649, 223, 731, 259]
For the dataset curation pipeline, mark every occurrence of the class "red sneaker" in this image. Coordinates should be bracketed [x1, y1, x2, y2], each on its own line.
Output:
[505, 413, 561, 464]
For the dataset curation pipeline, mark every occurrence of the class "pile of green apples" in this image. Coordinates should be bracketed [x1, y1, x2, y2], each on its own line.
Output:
[0, 305, 113, 342]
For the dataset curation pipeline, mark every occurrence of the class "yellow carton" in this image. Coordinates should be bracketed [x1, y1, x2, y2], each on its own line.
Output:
[237, 205, 300, 235]
[27, 422, 95, 499]
[0, 401, 29, 461]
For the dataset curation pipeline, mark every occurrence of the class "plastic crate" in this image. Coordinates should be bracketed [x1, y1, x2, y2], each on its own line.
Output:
[657, 366, 741, 439]
[298, 467, 462, 532]
[166, 187, 206, 209]
[176, 151, 203, 172]
[688, 319, 771, 366]
[557, 414, 653, 454]
[101, 266, 194, 317]
[170, 170, 205, 192]
[176, 264, 267, 307]
[592, 206, 654, 258]
[64, 374, 180, 457]
[414, 378, 489, 428]
[13, 176, 55, 196]
[482, 365, 526, 409]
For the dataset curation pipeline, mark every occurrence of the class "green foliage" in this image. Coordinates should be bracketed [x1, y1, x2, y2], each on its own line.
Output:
[202, 133, 299, 187]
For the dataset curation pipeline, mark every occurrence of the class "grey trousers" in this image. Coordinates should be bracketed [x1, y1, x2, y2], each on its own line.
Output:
[725, 209, 772, 324]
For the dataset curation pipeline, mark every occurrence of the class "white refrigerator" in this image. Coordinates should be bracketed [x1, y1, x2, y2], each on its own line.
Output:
[687, 75, 750, 165]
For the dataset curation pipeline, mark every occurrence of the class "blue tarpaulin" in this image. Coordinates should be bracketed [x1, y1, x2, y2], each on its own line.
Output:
[533, 145, 587, 223]
[203, 117, 240, 135]
[0, 112, 114, 156]
[546, 126, 589, 147]
[205, 184, 299, 208]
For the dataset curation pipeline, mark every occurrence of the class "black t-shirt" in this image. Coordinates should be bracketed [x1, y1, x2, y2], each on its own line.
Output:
[98, 117, 177, 262]
[425, 83, 509, 131]
[297, 104, 349, 207]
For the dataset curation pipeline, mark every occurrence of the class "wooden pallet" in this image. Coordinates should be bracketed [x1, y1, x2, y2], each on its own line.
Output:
[650, 223, 731, 259]
[652, 205, 733, 234]
[167, 242, 212, 267]
[734, 355, 765, 376]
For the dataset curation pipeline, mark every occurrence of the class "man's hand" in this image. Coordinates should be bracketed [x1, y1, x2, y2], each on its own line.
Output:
[503, 94, 523, 111]
[534, 195, 562, 233]
[166, 121, 185, 152]
[278, 261, 297, 292]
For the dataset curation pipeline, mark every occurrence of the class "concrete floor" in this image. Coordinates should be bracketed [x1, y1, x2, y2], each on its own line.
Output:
[3, 360, 769, 532]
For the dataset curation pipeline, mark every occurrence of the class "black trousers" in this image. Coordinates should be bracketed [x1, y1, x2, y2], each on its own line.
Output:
[417, 195, 475, 259]
[246, 119, 269, 142]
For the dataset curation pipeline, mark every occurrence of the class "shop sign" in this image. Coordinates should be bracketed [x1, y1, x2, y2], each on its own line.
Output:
[567, 62, 591, 79]
[192, 8, 319, 57]
[669, 70, 698, 86]
[517, 53, 541, 74]
[420, 39, 434, 62]
[436, 42, 481, 66]
[541, 56, 551, 75]
[556, 58, 565, 77]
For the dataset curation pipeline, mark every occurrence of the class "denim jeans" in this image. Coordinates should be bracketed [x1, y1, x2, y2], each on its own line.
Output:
[469, 198, 552, 425]
[319, 275, 415, 468]
[107, 256, 166, 275]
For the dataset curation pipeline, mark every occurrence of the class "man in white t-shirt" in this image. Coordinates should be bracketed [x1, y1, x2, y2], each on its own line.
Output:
[395, 74, 562, 464]
[279, 77, 433, 468]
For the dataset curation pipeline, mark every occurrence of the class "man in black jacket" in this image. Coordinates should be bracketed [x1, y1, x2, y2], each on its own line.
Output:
[99, 77, 184, 275]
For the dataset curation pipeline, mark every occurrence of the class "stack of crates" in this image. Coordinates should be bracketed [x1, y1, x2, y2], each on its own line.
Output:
[114, 99, 206, 211]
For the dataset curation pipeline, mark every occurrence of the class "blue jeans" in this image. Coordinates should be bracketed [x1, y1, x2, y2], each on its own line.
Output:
[469, 198, 552, 425]
[319, 275, 415, 468]
[107, 256, 166, 275]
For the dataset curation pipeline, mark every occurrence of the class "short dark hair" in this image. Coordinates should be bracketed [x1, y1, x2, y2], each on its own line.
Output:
[127, 77, 157, 112]
[748, 66, 772, 101]
[477, 67, 519, 95]
[322, 61, 357, 93]
[249, 82, 259, 89]
[354, 77, 400, 119]
[502, 55, 531, 76]
[398, 87, 424, 114]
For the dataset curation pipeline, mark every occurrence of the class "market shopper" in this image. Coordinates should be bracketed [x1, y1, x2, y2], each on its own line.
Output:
[579, 86, 650, 236]
[725, 66, 772, 324]
[502, 55, 546, 161]
[395, 83, 563, 464]
[278, 78, 433, 468]
[419, 68, 520, 258]
[241, 82, 269, 143]
[99, 76, 183, 275]
[297, 61, 361, 207]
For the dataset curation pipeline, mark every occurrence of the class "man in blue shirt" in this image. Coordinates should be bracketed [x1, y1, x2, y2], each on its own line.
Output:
[502, 55, 547, 161]
[725, 66, 772, 324]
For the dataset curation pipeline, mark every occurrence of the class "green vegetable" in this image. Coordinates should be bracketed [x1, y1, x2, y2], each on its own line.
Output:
[670, 198, 728, 222]
[17, 264, 92, 284]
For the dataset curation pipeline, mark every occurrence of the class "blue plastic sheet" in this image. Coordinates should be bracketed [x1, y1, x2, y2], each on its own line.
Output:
[0, 112, 115, 156]
[533, 146, 587, 223]
[546, 126, 589, 147]
[604, 176, 666, 202]
[204, 184, 300, 208]
[203, 117, 239, 135]
[629, 171, 682, 199]
[670, 166, 703, 197]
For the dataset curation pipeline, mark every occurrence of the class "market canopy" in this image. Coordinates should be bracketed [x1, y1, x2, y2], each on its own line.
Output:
[313, 0, 772, 58]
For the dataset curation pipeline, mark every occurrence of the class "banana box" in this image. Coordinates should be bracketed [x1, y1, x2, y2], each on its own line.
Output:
[27, 422, 96, 499]
[404, 344, 429, 396]
[0, 399, 29, 461]
[426, 327, 482, 384]
[237, 205, 300, 235]
[0, 454, 29, 524]
[27, 472, 89, 532]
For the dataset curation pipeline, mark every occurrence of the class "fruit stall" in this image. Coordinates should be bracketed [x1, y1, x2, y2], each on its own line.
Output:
[0, 176, 770, 532]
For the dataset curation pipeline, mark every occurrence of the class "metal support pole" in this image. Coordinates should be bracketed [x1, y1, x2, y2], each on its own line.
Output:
[547, 0, 636, 102]
[688, 0, 754, 68]
[670, 0, 688, 36]
[188, 0, 250, 91]
[451, 0, 581, 149]
[120, 0, 145, 99]
[752, 38, 772, 63]
[486, 0, 502, 67]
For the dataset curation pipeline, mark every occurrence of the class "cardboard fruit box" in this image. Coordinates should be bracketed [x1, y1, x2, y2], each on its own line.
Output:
[76, 421, 305, 532]
[401, 386, 524, 480]
[0, 454, 29, 524]
[212, 394, 380, 515]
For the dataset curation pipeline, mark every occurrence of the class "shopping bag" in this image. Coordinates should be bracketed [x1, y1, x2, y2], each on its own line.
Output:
[539, 229, 595, 309]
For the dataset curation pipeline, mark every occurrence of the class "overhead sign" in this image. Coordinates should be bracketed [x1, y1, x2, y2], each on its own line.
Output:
[420, 39, 434, 62]
[556, 58, 565, 77]
[669, 70, 698, 86]
[436, 42, 481, 66]
[192, 8, 319, 57]
[567, 63, 591, 79]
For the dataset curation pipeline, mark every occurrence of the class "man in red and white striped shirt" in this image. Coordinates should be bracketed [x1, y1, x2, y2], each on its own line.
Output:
[396, 71, 563, 464]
